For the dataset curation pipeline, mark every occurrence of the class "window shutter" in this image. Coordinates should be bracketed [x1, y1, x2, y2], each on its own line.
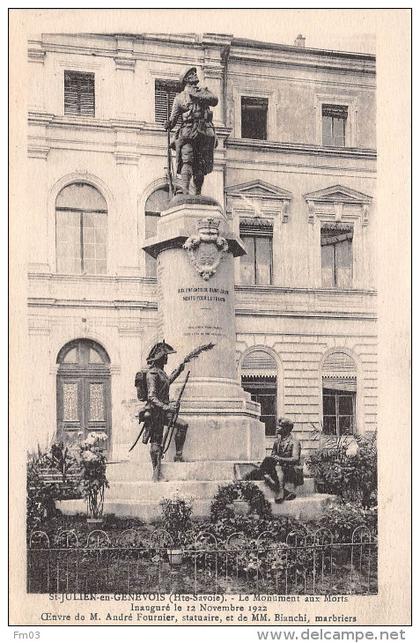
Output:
[240, 218, 273, 235]
[322, 104, 348, 118]
[64, 71, 95, 116]
[321, 224, 353, 246]
[155, 80, 178, 123]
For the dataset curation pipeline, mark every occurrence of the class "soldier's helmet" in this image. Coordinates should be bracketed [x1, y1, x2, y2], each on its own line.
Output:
[179, 66, 198, 88]
[147, 340, 176, 365]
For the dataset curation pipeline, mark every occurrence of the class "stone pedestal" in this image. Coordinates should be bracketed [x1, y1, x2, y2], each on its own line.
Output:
[140, 195, 266, 462]
[104, 196, 266, 519]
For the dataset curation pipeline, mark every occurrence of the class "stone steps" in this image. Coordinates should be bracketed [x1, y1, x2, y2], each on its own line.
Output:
[105, 479, 233, 501]
[107, 460, 316, 493]
[105, 477, 315, 500]
[58, 492, 334, 523]
[58, 459, 329, 523]
[107, 460, 247, 482]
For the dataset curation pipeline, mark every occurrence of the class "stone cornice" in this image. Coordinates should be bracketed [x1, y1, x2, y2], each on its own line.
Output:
[232, 36, 374, 60]
[235, 309, 377, 320]
[27, 111, 375, 162]
[304, 184, 373, 225]
[28, 112, 231, 140]
[28, 111, 146, 132]
[28, 41, 46, 63]
[28, 272, 158, 286]
[226, 179, 293, 201]
[304, 184, 373, 204]
[114, 56, 136, 72]
[32, 33, 375, 75]
[235, 285, 377, 296]
[28, 297, 158, 311]
[230, 39, 375, 75]
[227, 138, 377, 160]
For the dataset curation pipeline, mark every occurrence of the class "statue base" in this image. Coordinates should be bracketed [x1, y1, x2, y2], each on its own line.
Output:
[58, 462, 334, 522]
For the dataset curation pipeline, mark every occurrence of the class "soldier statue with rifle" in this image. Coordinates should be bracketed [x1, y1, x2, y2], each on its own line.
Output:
[164, 66, 218, 197]
[132, 340, 214, 482]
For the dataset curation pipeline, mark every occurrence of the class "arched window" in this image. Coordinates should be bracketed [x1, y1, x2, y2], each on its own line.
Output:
[144, 186, 171, 277]
[322, 351, 357, 436]
[56, 182, 107, 274]
[56, 339, 111, 448]
[241, 349, 278, 436]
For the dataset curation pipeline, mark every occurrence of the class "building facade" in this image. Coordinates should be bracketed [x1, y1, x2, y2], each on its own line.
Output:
[27, 32, 377, 459]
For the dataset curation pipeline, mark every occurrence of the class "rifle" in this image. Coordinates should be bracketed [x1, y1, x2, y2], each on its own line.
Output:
[161, 370, 190, 457]
[129, 343, 215, 455]
[166, 93, 174, 199]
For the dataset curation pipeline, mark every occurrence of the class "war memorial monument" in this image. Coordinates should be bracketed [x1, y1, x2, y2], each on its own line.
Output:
[103, 66, 268, 519]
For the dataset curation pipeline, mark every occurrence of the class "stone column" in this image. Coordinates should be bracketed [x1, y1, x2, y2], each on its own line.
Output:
[143, 195, 266, 462]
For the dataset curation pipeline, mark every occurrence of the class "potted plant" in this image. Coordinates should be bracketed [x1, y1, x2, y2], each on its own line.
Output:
[78, 432, 109, 524]
[159, 492, 193, 565]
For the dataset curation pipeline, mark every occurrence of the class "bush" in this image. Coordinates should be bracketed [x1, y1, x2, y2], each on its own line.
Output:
[306, 433, 377, 507]
[27, 456, 56, 533]
[312, 500, 377, 542]
[159, 493, 193, 545]
[27, 443, 82, 533]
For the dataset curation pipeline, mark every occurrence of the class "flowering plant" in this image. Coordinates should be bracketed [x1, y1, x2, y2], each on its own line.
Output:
[78, 432, 109, 519]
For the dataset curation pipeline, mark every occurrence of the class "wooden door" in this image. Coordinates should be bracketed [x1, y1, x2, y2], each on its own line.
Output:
[57, 340, 111, 451]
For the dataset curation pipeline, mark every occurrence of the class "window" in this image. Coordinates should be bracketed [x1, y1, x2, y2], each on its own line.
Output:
[64, 71, 95, 117]
[322, 104, 348, 147]
[155, 80, 179, 124]
[321, 224, 353, 288]
[144, 186, 171, 277]
[239, 220, 273, 285]
[241, 349, 278, 437]
[56, 183, 107, 274]
[322, 351, 357, 436]
[323, 388, 355, 436]
[242, 378, 277, 436]
[241, 97, 268, 140]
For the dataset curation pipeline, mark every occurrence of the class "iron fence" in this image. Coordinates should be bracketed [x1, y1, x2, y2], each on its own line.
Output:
[28, 526, 377, 595]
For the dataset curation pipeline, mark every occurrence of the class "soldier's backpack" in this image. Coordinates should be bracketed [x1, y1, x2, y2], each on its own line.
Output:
[134, 369, 148, 401]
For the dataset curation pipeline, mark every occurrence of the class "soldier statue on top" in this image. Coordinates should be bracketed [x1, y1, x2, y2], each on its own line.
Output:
[164, 66, 218, 196]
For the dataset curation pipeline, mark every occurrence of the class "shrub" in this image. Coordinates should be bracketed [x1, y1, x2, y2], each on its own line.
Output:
[27, 442, 82, 533]
[306, 433, 377, 507]
[312, 500, 377, 543]
[159, 493, 193, 545]
[27, 455, 56, 533]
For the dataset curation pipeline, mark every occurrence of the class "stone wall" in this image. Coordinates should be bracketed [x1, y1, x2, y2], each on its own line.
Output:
[26, 32, 377, 458]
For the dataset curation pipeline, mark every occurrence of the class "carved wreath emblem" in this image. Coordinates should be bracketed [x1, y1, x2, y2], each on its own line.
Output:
[183, 217, 228, 280]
